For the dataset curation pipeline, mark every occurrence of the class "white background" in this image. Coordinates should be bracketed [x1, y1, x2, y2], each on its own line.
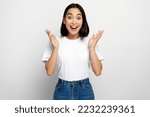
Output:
[0, 0, 150, 99]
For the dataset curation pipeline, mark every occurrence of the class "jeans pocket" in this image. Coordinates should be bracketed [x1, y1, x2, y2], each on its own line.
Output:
[53, 83, 71, 100]
[82, 82, 93, 91]
[80, 82, 95, 100]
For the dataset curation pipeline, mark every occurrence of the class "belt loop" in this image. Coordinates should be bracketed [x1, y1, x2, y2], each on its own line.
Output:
[59, 78, 64, 85]
[63, 79, 66, 85]
[61, 79, 64, 85]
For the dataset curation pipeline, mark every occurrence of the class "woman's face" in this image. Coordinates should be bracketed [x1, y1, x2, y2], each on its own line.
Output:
[63, 8, 83, 39]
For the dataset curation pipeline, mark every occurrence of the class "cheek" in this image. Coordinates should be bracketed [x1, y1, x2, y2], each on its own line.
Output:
[65, 19, 71, 25]
[78, 20, 83, 26]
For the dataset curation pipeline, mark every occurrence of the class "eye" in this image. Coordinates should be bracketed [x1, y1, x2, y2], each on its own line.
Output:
[77, 16, 82, 20]
[67, 16, 72, 19]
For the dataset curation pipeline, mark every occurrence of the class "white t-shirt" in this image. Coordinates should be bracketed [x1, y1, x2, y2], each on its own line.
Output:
[42, 36, 104, 81]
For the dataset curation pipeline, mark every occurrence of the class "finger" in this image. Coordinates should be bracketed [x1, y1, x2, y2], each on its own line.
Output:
[45, 29, 49, 33]
[100, 30, 104, 36]
[50, 34, 54, 40]
[45, 29, 51, 36]
[93, 31, 100, 43]
[96, 30, 104, 39]
[51, 34, 57, 40]
[99, 30, 104, 36]
[45, 29, 49, 34]
[91, 34, 95, 40]
[50, 34, 57, 43]
[93, 31, 102, 44]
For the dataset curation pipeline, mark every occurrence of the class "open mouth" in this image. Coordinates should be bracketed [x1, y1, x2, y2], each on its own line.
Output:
[70, 25, 78, 29]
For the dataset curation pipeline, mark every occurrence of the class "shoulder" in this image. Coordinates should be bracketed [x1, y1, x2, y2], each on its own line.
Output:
[81, 36, 90, 44]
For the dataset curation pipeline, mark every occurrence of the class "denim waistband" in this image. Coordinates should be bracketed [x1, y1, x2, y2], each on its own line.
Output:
[58, 78, 89, 85]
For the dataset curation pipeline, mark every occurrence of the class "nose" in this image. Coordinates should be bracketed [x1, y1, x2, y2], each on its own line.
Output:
[72, 18, 76, 24]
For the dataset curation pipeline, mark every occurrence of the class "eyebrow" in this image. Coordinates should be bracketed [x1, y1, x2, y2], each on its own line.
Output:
[66, 13, 82, 16]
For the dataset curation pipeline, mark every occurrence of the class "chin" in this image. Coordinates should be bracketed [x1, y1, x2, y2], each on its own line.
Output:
[69, 30, 80, 35]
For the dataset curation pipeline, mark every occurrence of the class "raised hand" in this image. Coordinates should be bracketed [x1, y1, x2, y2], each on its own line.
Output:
[45, 29, 59, 49]
[88, 30, 104, 50]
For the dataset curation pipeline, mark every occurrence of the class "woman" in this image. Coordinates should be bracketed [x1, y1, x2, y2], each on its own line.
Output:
[42, 3, 104, 100]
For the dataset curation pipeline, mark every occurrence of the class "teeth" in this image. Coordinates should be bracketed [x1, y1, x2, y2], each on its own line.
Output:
[71, 25, 78, 29]
[70, 25, 78, 29]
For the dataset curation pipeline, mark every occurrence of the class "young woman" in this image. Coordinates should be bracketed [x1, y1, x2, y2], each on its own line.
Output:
[42, 3, 104, 100]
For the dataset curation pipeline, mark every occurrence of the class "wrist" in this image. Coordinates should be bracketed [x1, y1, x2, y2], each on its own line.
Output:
[89, 47, 95, 52]
[52, 47, 59, 52]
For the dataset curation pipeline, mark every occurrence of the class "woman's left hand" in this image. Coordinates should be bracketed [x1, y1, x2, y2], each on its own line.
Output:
[88, 30, 104, 50]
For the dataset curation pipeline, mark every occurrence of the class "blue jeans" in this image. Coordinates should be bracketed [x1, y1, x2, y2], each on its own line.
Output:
[53, 78, 95, 100]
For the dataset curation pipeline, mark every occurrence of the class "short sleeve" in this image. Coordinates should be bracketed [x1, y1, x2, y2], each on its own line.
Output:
[95, 44, 104, 61]
[42, 42, 53, 62]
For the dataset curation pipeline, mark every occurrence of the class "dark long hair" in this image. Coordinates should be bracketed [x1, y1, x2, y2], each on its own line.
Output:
[60, 3, 89, 37]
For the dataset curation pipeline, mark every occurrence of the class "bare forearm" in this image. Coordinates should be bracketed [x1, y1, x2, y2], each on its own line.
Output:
[45, 48, 58, 76]
[89, 48, 103, 76]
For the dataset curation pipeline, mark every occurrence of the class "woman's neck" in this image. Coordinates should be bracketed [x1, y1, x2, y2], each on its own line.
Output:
[67, 34, 80, 40]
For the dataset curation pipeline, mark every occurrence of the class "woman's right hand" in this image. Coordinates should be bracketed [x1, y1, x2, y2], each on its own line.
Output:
[45, 29, 59, 49]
